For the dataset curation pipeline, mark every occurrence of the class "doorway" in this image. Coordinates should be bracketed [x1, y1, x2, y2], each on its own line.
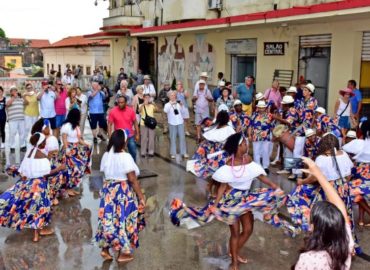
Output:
[138, 37, 157, 87]
[231, 55, 256, 86]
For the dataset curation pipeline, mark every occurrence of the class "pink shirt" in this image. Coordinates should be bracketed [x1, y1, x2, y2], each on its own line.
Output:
[108, 106, 136, 137]
[295, 224, 354, 270]
[264, 88, 282, 109]
[55, 89, 68, 115]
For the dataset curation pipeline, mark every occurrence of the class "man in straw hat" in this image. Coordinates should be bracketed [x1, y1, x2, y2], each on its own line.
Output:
[235, 75, 255, 116]
[192, 79, 213, 142]
[194, 72, 210, 95]
[303, 128, 320, 159]
[249, 100, 274, 174]
[143, 75, 156, 102]
[229, 99, 251, 132]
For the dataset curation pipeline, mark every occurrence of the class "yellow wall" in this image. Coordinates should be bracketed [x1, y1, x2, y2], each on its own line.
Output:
[111, 16, 370, 114]
[4, 55, 22, 69]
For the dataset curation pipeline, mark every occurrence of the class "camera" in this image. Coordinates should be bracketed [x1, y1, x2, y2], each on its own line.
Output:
[284, 158, 304, 170]
[177, 100, 181, 104]
[174, 108, 179, 115]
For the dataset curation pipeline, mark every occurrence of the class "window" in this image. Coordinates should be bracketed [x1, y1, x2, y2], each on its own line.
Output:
[86, 66, 91, 75]
[51, 64, 54, 70]
[58, 64, 61, 72]
[47, 63, 50, 75]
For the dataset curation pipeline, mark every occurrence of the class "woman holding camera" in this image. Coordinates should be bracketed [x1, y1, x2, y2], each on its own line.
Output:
[163, 91, 188, 159]
[139, 94, 157, 158]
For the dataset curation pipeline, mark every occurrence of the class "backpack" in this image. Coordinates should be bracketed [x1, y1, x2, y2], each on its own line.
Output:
[142, 105, 157, 129]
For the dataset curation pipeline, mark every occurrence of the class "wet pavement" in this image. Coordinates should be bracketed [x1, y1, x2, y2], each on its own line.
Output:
[0, 124, 370, 269]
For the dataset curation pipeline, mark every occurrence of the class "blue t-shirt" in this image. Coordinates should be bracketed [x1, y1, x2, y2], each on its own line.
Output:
[212, 87, 221, 102]
[237, 84, 254, 105]
[87, 90, 105, 114]
[350, 88, 362, 114]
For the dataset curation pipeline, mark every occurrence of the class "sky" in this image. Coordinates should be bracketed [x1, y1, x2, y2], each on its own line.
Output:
[0, 0, 109, 43]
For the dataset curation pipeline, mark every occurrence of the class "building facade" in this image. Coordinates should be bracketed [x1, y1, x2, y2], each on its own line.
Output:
[89, 0, 370, 113]
[41, 36, 110, 77]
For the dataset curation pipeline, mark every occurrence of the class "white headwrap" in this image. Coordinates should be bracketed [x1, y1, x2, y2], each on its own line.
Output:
[28, 132, 46, 159]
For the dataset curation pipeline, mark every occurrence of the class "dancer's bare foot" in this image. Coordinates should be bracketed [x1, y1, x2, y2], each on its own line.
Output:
[33, 230, 39, 242]
[229, 263, 239, 270]
[117, 253, 134, 263]
[228, 253, 248, 264]
[39, 228, 54, 236]
[101, 248, 113, 261]
[52, 198, 59, 206]
[67, 189, 76, 196]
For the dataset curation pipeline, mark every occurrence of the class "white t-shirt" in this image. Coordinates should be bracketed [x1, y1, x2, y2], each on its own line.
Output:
[203, 125, 235, 143]
[100, 152, 140, 181]
[61, 123, 80, 143]
[212, 162, 266, 190]
[164, 102, 184, 126]
[315, 152, 353, 181]
[19, 156, 51, 178]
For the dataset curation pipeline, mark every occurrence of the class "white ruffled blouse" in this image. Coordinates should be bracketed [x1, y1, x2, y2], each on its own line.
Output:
[100, 151, 140, 181]
[212, 162, 266, 190]
[315, 151, 353, 181]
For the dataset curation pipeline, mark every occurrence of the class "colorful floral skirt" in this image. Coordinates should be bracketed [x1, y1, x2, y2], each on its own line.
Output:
[95, 180, 145, 252]
[0, 176, 51, 230]
[170, 188, 286, 227]
[349, 163, 370, 203]
[62, 143, 92, 189]
[189, 141, 228, 179]
[49, 157, 67, 201]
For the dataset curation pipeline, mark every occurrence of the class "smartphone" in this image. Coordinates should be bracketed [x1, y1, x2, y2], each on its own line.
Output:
[284, 158, 304, 170]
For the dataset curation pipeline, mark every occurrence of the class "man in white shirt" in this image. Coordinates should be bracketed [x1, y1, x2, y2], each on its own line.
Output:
[143, 75, 156, 102]
[37, 80, 57, 133]
[62, 69, 75, 85]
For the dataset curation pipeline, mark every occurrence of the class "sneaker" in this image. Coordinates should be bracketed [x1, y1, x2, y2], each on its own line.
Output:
[170, 155, 176, 159]
[277, 169, 290, 175]
[10, 148, 15, 153]
[163, 129, 168, 134]
[271, 160, 280, 166]
[141, 154, 146, 158]
[148, 154, 154, 158]
[183, 154, 189, 159]
[288, 174, 297, 180]
[97, 134, 106, 142]
[93, 138, 98, 144]
[264, 168, 270, 175]
[0, 143, 4, 149]
[185, 131, 191, 136]
[20, 146, 27, 152]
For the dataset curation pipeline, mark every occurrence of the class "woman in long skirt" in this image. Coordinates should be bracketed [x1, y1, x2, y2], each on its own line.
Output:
[187, 110, 235, 179]
[286, 133, 361, 253]
[0, 133, 65, 242]
[95, 129, 146, 263]
[61, 108, 91, 197]
[171, 133, 285, 270]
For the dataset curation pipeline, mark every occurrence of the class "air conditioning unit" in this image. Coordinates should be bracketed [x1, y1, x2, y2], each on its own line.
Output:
[208, 0, 222, 10]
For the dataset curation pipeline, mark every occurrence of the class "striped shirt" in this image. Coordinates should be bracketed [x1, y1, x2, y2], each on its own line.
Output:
[7, 98, 24, 121]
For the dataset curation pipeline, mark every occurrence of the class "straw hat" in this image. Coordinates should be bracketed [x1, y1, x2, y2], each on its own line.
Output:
[304, 83, 315, 93]
[287, 86, 297, 93]
[143, 75, 151, 80]
[346, 130, 357, 139]
[305, 129, 316, 138]
[281, 95, 294, 104]
[200, 72, 208, 78]
[9, 85, 18, 91]
[218, 81, 225, 87]
[198, 79, 206, 84]
[339, 88, 355, 97]
[255, 92, 264, 101]
[256, 100, 268, 108]
[315, 107, 326, 114]
[233, 99, 242, 106]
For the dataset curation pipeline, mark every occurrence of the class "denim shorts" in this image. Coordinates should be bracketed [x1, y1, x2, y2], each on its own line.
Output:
[338, 116, 350, 129]
[55, 115, 66, 128]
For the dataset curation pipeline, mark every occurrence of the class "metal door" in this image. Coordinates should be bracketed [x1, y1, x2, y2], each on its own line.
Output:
[231, 55, 256, 86]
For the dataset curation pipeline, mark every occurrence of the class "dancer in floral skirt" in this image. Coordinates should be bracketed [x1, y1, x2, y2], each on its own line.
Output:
[95, 129, 146, 263]
[187, 110, 235, 179]
[171, 132, 285, 270]
[0, 133, 65, 242]
[61, 108, 91, 197]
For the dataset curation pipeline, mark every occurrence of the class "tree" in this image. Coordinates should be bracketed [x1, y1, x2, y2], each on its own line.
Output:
[0, 28, 6, 38]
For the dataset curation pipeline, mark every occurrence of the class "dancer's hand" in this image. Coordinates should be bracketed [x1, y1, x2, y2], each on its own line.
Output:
[138, 198, 146, 210]
[273, 188, 284, 196]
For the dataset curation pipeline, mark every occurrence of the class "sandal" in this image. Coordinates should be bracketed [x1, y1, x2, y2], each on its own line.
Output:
[39, 228, 55, 236]
[228, 253, 248, 264]
[117, 255, 134, 263]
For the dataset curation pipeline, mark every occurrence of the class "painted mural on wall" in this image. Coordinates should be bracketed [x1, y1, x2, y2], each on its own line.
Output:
[158, 36, 185, 86]
[122, 38, 138, 76]
[187, 34, 215, 90]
